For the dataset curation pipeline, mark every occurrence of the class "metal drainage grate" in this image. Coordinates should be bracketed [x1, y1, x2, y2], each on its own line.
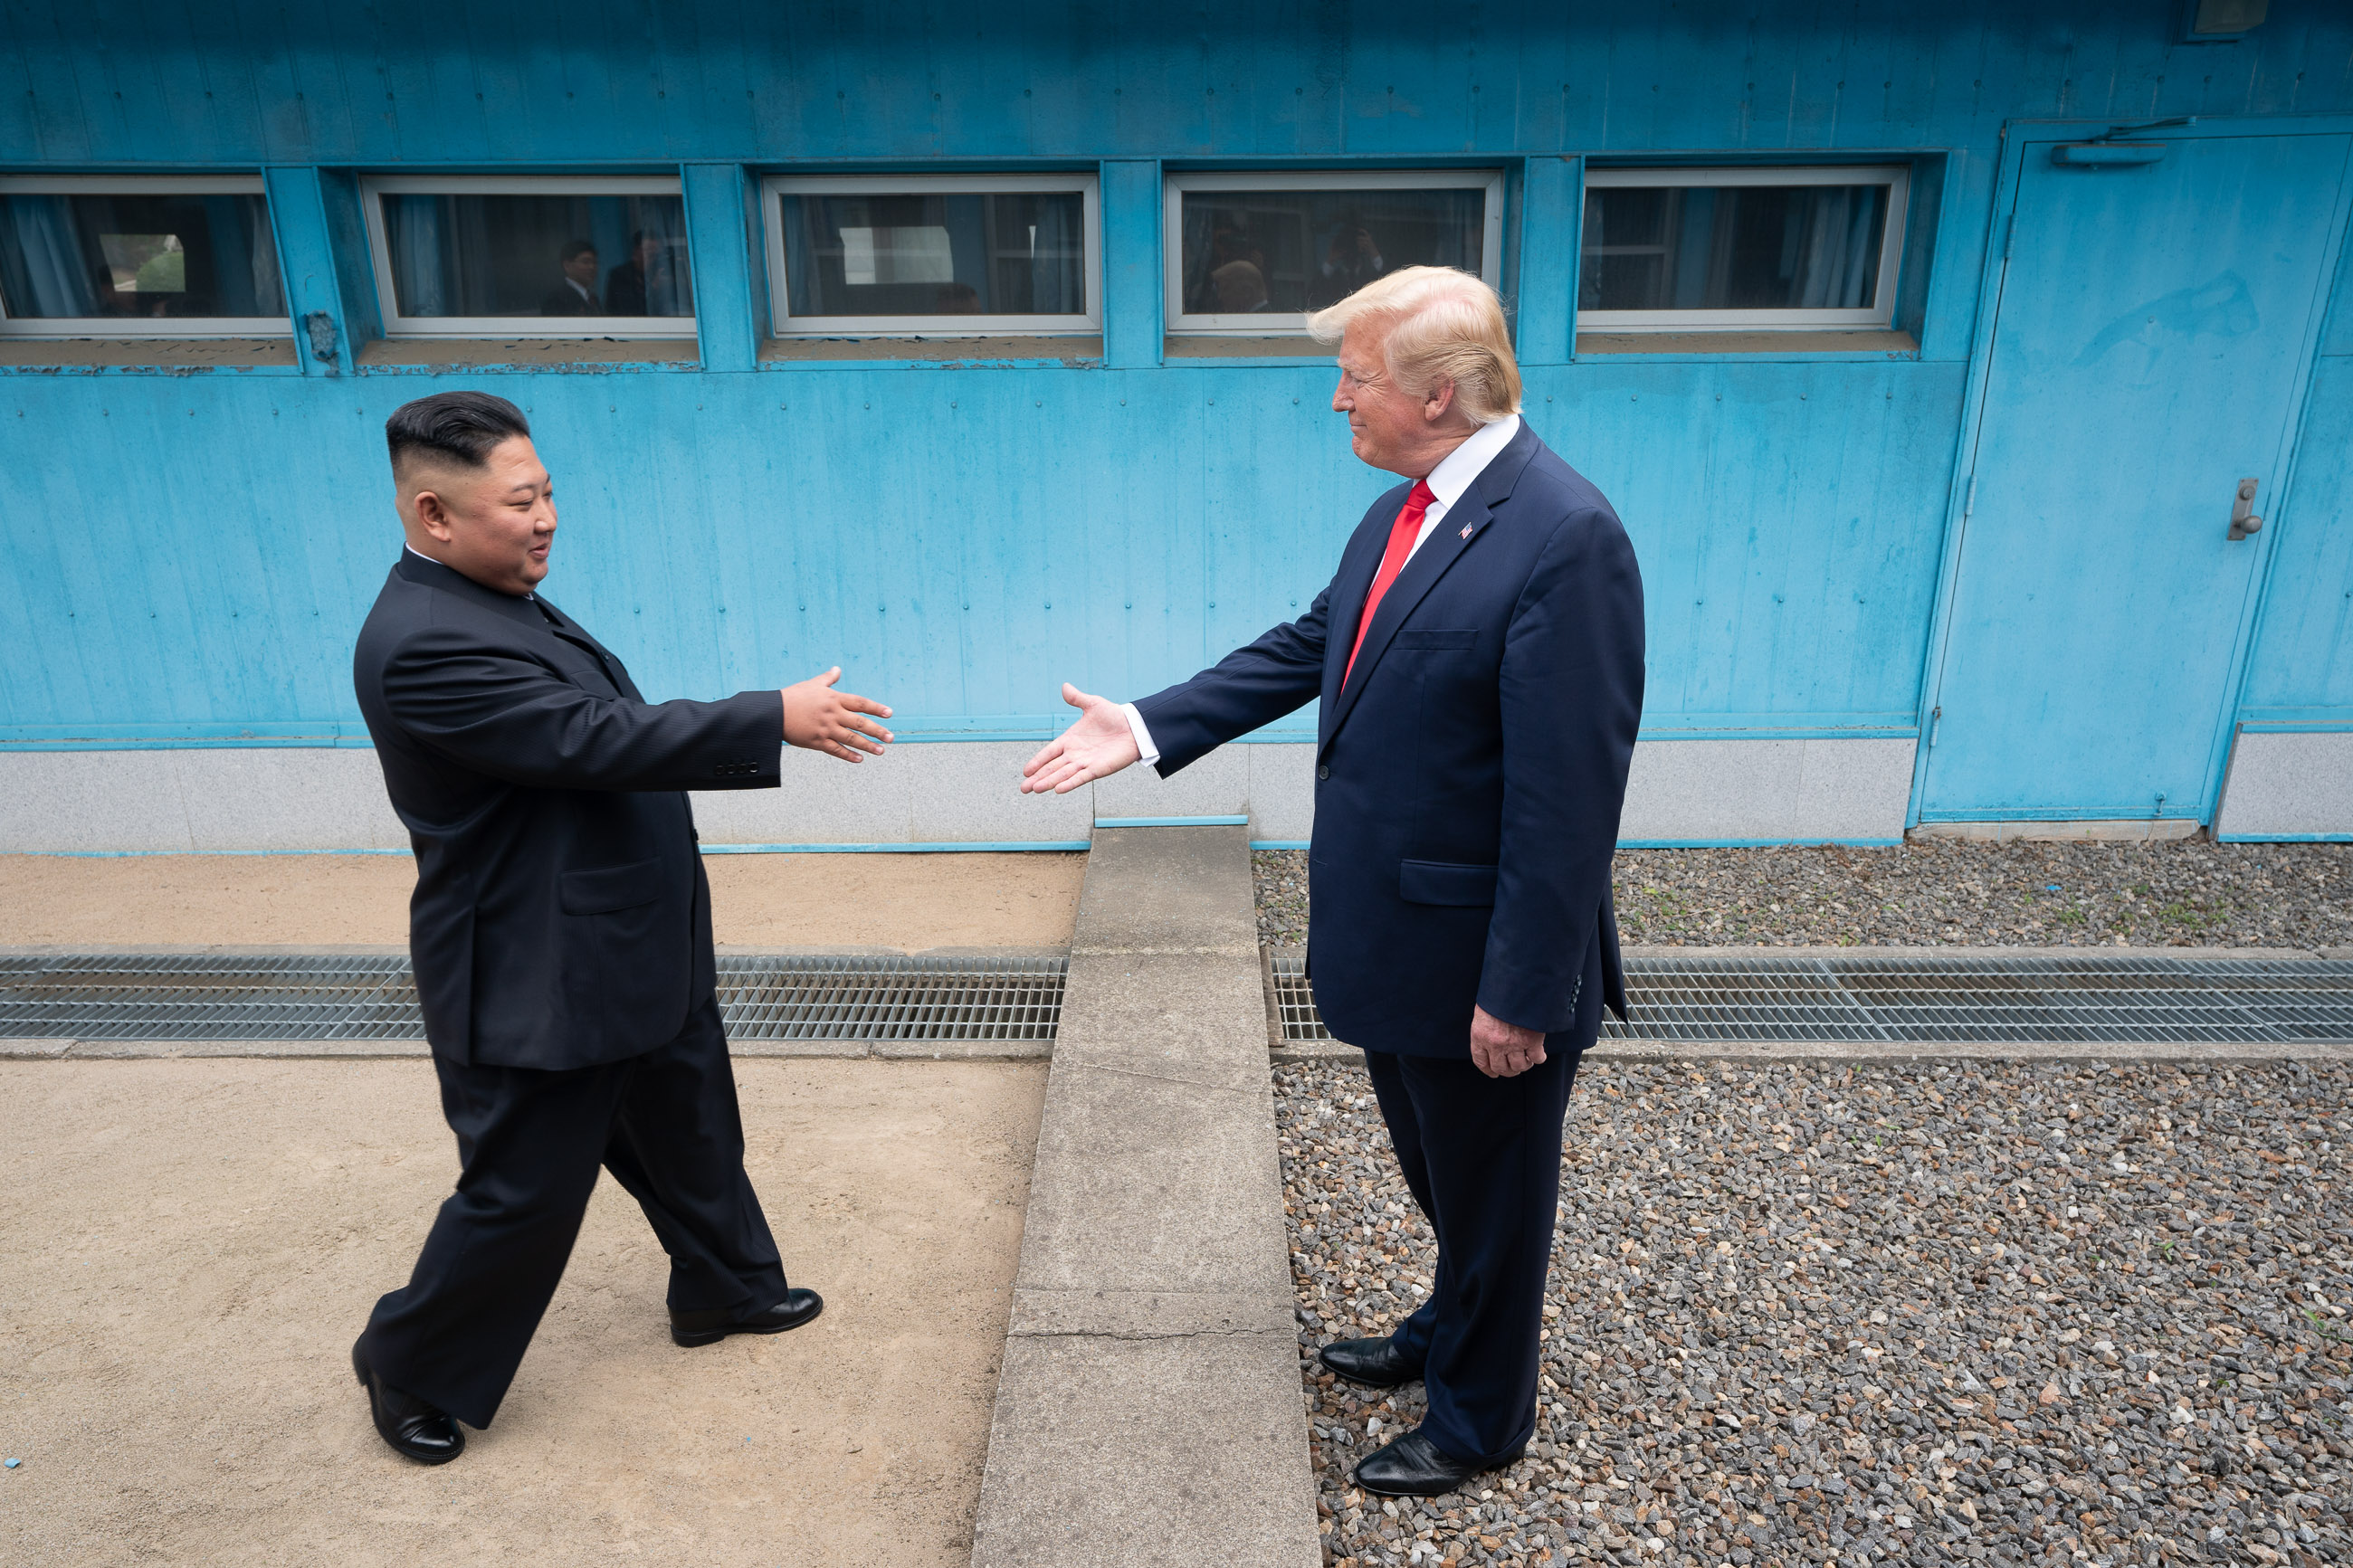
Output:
[1267, 950, 2353, 1045]
[0, 953, 1064, 1043]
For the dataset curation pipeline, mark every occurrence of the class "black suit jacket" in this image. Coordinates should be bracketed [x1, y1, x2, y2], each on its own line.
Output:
[353, 553, 782, 1070]
[1136, 423, 1644, 1057]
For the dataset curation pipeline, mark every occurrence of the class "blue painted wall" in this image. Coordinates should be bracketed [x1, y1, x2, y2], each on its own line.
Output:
[3, 2, 2350, 829]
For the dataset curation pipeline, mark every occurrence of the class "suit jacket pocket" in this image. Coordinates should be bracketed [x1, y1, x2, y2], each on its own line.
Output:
[1399, 859, 1499, 906]
[560, 857, 663, 915]
[1391, 628, 1478, 651]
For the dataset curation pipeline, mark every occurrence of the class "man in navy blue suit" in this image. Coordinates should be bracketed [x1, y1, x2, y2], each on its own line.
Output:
[1022, 266, 1643, 1496]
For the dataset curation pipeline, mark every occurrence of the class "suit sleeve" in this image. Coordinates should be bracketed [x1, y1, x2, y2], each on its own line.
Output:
[380, 622, 784, 793]
[1131, 584, 1332, 776]
[1478, 508, 1645, 1033]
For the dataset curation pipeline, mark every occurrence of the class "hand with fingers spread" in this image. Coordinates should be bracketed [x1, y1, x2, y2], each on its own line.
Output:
[782, 668, 894, 764]
[1468, 1005, 1547, 1079]
[1018, 683, 1139, 794]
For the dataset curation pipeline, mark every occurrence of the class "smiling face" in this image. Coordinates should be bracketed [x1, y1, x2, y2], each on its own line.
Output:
[397, 434, 557, 596]
[1331, 318, 1475, 480]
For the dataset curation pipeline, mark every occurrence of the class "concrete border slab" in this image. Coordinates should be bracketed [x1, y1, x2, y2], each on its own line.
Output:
[971, 827, 1318, 1568]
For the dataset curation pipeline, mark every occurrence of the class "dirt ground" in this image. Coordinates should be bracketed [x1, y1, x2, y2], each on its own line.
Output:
[0, 1057, 1047, 1567]
[0, 851, 1085, 950]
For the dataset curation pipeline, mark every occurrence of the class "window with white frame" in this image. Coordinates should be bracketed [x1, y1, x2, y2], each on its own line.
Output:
[1165, 171, 1504, 335]
[764, 175, 1100, 337]
[1577, 166, 1909, 331]
[0, 176, 285, 337]
[361, 176, 694, 337]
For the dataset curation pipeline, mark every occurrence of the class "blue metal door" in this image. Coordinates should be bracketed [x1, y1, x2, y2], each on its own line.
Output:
[1919, 128, 2351, 824]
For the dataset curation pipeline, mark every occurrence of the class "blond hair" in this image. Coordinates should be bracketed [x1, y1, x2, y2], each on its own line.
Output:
[1305, 266, 1522, 423]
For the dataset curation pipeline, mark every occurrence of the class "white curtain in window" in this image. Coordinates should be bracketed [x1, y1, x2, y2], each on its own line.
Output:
[390, 195, 447, 317]
[1030, 196, 1075, 315]
[3, 196, 99, 317]
[1794, 187, 1881, 311]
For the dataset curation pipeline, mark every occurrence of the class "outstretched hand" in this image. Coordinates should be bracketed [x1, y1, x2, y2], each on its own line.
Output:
[783, 668, 894, 764]
[1469, 1005, 1547, 1079]
[1019, 683, 1141, 794]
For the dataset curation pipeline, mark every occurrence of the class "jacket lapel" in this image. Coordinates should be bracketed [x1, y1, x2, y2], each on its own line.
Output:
[1318, 489, 1494, 749]
[535, 599, 645, 701]
[1317, 422, 1545, 753]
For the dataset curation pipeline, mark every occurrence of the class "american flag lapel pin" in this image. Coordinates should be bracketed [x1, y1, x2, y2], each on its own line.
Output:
[1459, 520, 1474, 539]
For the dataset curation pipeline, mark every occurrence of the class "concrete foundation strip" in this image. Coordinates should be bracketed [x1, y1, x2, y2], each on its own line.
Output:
[968, 826, 1323, 1567]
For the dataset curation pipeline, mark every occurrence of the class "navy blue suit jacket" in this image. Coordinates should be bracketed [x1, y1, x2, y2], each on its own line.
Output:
[1135, 422, 1643, 1058]
[354, 553, 782, 1071]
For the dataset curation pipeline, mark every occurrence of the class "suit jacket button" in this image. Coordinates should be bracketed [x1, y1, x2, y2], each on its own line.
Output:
[1317, 764, 1330, 781]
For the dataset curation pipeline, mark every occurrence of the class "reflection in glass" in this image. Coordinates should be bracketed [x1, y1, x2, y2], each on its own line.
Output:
[1176, 187, 1485, 318]
[1578, 183, 1891, 313]
[780, 191, 1085, 318]
[379, 193, 692, 321]
[0, 192, 284, 321]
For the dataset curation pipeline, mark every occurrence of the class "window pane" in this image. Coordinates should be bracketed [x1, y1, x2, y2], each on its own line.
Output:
[0, 192, 284, 321]
[780, 191, 1086, 318]
[1176, 186, 1485, 318]
[379, 193, 693, 320]
[1578, 181, 1891, 313]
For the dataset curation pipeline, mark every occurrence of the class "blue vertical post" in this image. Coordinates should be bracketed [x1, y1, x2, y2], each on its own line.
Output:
[263, 166, 374, 376]
[683, 163, 760, 373]
[1100, 159, 1162, 368]
[1515, 156, 1580, 366]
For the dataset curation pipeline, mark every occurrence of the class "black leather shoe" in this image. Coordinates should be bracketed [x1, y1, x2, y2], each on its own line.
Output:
[1354, 1428, 1517, 1497]
[1319, 1335, 1422, 1389]
[670, 1287, 824, 1347]
[351, 1338, 464, 1465]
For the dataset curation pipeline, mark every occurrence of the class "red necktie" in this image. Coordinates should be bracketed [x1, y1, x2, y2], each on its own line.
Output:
[1343, 480, 1437, 685]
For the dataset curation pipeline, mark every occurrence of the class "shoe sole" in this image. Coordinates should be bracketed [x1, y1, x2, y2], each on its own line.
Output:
[352, 1340, 464, 1466]
[671, 1297, 824, 1348]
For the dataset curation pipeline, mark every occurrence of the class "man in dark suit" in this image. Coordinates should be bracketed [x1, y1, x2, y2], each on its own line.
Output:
[349, 390, 895, 1464]
[538, 239, 601, 316]
[1021, 267, 1643, 1496]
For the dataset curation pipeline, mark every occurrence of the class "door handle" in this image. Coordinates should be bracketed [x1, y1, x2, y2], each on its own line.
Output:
[2228, 477, 2263, 541]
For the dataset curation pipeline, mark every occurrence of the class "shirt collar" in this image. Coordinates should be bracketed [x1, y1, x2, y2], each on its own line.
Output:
[1421, 413, 1522, 511]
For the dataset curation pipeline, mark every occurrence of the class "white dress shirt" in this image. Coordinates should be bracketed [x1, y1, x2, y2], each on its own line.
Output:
[1120, 413, 1522, 765]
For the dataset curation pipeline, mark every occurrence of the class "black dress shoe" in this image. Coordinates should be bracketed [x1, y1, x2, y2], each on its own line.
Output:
[351, 1338, 464, 1465]
[670, 1287, 824, 1347]
[1319, 1335, 1421, 1389]
[1354, 1428, 1517, 1497]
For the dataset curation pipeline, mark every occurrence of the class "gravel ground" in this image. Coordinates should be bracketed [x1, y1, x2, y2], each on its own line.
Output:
[1277, 1058, 2351, 1568]
[1252, 842, 2353, 952]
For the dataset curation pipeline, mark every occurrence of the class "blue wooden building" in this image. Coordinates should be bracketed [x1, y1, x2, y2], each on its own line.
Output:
[3, 2, 2349, 854]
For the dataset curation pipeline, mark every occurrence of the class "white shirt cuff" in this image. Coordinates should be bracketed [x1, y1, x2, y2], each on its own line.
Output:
[1119, 702, 1160, 767]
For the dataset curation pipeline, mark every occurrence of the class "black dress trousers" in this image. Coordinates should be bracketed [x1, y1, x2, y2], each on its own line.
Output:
[1359, 935, 1603, 1467]
[358, 995, 786, 1429]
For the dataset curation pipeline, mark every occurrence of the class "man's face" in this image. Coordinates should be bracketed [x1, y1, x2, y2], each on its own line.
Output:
[400, 435, 557, 596]
[563, 249, 599, 286]
[635, 235, 662, 269]
[1333, 319, 1432, 477]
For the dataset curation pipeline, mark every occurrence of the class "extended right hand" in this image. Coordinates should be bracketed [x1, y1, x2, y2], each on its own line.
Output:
[783, 668, 893, 763]
[1019, 683, 1140, 794]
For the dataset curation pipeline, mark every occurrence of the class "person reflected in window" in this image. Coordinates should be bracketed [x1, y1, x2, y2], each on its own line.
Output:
[1311, 218, 1387, 309]
[605, 231, 668, 317]
[539, 240, 601, 317]
[1212, 259, 1270, 314]
[936, 280, 982, 314]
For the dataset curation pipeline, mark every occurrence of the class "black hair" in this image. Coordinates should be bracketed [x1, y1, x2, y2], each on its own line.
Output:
[560, 238, 596, 263]
[385, 391, 531, 474]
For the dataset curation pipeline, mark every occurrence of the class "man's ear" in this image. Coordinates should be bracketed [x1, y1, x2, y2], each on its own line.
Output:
[413, 488, 455, 543]
[1423, 378, 1459, 423]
